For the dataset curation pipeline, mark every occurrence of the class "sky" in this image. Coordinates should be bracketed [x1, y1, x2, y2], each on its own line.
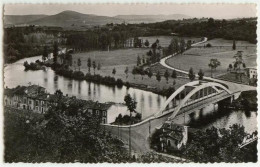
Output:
[4, 3, 257, 19]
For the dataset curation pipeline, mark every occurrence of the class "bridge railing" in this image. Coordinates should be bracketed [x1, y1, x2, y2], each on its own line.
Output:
[160, 91, 230, 117]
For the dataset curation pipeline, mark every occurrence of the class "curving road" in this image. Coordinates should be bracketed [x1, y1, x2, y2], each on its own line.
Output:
[104, 37, 256, 156]
[160, 37, 256, 93]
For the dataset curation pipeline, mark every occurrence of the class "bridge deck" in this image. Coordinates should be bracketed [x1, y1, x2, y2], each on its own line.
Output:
[160, 91, 233, 118]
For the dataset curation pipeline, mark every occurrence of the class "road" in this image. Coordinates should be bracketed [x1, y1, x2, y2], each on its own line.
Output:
[104, 37, 256, 155]
[160, 37, 256, 93]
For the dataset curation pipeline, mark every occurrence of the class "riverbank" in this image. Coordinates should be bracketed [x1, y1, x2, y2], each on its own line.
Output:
[233, 90, 257, 111]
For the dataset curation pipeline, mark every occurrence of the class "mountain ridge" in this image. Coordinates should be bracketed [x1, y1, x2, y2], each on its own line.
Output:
[4, 10, 191, 27]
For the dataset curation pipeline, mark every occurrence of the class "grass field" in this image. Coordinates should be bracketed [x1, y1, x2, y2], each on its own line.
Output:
[166, 38, 257, 77]
[71, 48, 191, 91]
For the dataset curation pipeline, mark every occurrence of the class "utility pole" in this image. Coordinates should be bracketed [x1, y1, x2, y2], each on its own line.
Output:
[149, 119, 151, 138]
[129, 125, 131, 157]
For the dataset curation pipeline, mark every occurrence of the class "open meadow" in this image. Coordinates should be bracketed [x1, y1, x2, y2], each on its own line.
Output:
[166, 38, 257, 77]
[72, 48, 191, 91]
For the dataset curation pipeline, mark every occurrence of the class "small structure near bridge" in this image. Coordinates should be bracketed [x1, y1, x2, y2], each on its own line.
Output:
[159, 121, 188, 151]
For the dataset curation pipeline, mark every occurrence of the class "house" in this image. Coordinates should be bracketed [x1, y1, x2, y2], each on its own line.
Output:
[246, 66, 257, 79]
[159, 121, 188, 151]
[4, 85, 111, 123]
[4, 85, 50, 113]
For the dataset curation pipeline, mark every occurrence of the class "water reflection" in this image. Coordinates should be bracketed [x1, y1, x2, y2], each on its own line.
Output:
[4, 55, 167, 120]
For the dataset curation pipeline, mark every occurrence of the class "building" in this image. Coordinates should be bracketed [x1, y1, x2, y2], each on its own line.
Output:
[246, 66, 257, 79]
[159, 121, 188, 151]
[4, 85, 111, 123]
[4, 85, 50, 113]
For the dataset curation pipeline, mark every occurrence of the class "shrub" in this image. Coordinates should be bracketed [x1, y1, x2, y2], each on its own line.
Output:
[206, 43, 212, 47]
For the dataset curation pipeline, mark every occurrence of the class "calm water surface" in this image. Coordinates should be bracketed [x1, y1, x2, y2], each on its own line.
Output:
[4, 56, 167, 123]
[4, 56, 257, 132]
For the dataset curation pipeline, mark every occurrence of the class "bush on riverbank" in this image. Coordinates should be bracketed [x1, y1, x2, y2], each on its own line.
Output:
[236, 90, 257, 111]
[113, 113, 142, 125]
[23, 60, 45, 71]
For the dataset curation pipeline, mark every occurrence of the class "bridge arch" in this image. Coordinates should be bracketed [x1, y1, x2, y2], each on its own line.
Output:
[155, 81, 232, 119]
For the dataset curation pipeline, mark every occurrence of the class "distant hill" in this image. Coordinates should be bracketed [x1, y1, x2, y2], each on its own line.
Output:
[3, 11, 192, 28]
[4, 15, 47, 26]
[27, 10, 124, 27]
[114, 14, 191, 23]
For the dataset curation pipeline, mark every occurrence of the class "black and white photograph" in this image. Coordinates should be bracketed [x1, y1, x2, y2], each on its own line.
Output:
[1, 1, 258, 164]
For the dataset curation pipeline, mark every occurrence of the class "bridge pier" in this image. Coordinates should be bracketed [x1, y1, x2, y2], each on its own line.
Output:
[218, 96, 233, 110]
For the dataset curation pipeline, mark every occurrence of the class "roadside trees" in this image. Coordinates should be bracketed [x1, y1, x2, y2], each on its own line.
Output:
[147, 68, 153, 79]
[97, 62, 101, 71]
[180, 38, 186, 54]
[164, 70, 170, 83]
[186, 40, 192, 49]
[137, 55, 141, 66]
[208, 59, 221, 77]
[124, 67, 129, 79]
[112, 68, 116, 76]
[198, 69, 204, 80]
[132, 67, 137, 79]
[77, 58, 81, 71]
[156, 71, 161, 82]
[87, 58, 91, 73]
[171, 70, 177, 79]
[233, 51, 246, 82]
[144, 40, 149, 48]
[92, 61, 96, 74]
[228, 64, 233, 72]
[189, 67, 196, 81]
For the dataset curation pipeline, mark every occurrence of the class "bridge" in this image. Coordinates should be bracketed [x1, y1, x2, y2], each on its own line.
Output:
[103, 80, 244, 156]
[154, 80, 237, 120]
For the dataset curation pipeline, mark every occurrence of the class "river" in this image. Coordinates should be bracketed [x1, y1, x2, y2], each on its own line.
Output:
[4, 55, 167, 123]
[4, 56, 257, 133]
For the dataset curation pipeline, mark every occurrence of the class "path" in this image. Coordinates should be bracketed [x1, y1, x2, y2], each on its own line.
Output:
[159, 37, 256, 93]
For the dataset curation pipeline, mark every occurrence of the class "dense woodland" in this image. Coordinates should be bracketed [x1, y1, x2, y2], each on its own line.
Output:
[4, 17, 256, 63]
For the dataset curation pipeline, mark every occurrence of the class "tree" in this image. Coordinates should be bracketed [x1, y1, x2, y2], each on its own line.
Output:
[92, 61, 96, 74]
[189, 67, 196, 81]
[171, 70, 177, 79]
[144, 40, 149, 48]
[97, 62, 101, 71]
[112, 68, 116, 76]
[164, 70, 170, 83]
[180, 38, 186, 54]
[140, 70, 145, 80]
[168, 42, 174, 55]
[53, 41, 58, 65]
[132, 67, 137, 79]
[147, 68, 153, 79]
[156, 71, 161, 82]
[233, 40, 236, 50]
[77, 58, 81, 71]
[173, 80, 176, 86]
[173, 38, 180, 53]
[124, 94, 137, 124]
[186, 40, 192, 49]
[208, 59, 221, 77]
[124, 67, 129, 79]
[137, 55, 141, 66]
[42, 46, 48, 62]
[198, 69, 204, 80]
[87, 58, 91, 73]
[228, 64, 233, 72]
